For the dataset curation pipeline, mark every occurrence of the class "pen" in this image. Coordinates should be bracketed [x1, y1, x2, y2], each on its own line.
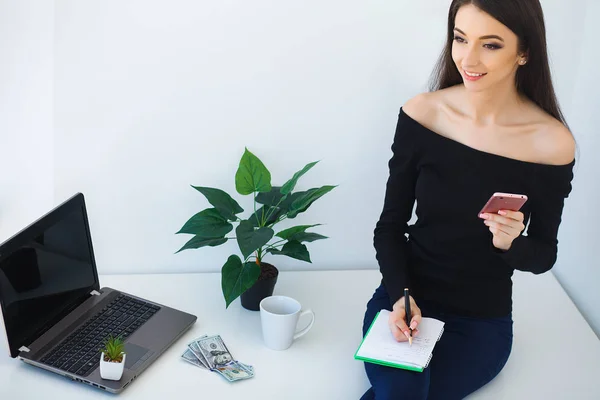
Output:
[404, 287, 412, 346]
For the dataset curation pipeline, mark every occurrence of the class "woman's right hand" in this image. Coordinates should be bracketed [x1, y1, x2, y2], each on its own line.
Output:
[388, 295, 422, 342]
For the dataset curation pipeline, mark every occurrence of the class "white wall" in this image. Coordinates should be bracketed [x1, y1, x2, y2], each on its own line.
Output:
[0, 0, 54, 242]
[551, 0, 600, 337]
[2, 1, 598, 335]
[52, 0, 451, 275]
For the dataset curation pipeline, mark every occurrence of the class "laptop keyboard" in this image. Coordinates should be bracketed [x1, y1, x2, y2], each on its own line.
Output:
[40, 294, 161, 377]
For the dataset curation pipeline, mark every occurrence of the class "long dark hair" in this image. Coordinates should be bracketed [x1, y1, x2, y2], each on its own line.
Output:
[428, 0, 569, 131]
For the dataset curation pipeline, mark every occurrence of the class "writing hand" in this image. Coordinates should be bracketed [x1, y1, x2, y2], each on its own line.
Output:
[388, 295, 421, 342]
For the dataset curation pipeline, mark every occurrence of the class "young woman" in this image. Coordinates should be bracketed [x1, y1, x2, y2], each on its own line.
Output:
[361, 1, 576, 399]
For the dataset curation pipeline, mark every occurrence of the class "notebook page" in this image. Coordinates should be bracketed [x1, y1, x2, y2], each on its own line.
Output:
[357, 309, 445, 368]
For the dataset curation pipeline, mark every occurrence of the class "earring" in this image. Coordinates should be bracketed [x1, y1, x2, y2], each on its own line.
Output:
[519, 59, 527, 65]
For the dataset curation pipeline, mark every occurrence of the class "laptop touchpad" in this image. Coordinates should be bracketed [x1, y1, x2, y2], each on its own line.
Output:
[124, 343, 152, 371]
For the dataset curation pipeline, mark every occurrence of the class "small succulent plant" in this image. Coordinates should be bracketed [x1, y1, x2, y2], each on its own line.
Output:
[100, 335, 125, 363]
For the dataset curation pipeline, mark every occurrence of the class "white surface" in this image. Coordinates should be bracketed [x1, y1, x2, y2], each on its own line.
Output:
[1, 270, 599, 399]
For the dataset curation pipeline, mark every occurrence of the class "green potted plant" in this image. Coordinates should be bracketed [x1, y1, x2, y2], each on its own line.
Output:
[99, 335, 126, 381]
[175, 148, 336, 310]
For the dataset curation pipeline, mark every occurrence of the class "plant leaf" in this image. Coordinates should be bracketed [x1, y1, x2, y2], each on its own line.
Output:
[250, 205, 283, 228]
[279, 191, 305, 212]
[175, 236, 228, 253]
[236, 220, 274, 259]
[255, 186, 284, 206]
[287, 185, 337, 218]
[274, 224, 328, 242]
[101, 335, 125, 361]
[221, 255, 261, 308]
[191, 186, 243, 221]
[235, 148, 272, 195]
[275, 224, 321, 240]
[267, 240, 311, 263]
[290, 232, 328, 243]
[255, 187, 306, 215]
[280, 161, 319, 195]
[176, 208, 233, 237]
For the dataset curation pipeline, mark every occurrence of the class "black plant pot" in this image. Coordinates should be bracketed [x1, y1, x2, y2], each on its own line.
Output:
[240, 263, 279, 311]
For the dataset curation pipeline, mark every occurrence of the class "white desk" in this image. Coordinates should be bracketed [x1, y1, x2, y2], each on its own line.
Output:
[1, 270, 599, 399]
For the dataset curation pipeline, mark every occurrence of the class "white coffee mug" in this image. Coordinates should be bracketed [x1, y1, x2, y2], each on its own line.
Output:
[259, 295, 315, 351]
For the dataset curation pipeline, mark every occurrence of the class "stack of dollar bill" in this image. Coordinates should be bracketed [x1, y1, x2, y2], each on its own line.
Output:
[181, 334, 254, 382]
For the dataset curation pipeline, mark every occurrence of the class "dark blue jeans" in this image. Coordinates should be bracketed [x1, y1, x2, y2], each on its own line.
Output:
[360, 285, 513, 400]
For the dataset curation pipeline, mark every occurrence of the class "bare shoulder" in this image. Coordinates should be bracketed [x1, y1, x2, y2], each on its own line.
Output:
[401, 87, 460, 134]
[530, 107, 576, 165]
[536, 121, 576, 165]
[402, 90, 447, 126]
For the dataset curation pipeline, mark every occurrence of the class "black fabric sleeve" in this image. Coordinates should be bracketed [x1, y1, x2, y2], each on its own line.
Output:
[493, 161, 575, 273]
[374, 110, 419, 306]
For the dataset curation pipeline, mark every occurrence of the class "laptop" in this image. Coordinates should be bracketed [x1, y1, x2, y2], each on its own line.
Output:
[0, 193, 197, 394]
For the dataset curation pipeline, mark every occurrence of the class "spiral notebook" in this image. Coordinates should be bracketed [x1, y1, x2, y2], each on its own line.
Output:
[354, 309, 445, 372]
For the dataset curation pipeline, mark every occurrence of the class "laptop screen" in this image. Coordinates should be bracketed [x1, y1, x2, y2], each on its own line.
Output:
[0, 194, 99, 358]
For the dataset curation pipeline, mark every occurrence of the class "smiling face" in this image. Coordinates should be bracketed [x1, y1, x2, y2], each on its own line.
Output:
[452, 4, 527, 92]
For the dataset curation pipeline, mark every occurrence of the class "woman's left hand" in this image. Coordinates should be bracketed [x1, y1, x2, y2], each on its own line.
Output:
[479, 210, 526, 251]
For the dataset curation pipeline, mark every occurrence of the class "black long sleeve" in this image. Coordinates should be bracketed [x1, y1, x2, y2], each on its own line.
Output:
[373, 112, 418, 306]
[494, 163, 574, 274]
[373, 107, 575, 317]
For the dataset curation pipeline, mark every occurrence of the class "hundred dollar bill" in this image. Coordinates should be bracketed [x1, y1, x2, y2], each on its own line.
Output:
[181, 348, 207, 369]
[238, 362, 254, 376]
[214, 361, 253, 382]
[196, 335, 234, 370]
[187, 335, 210, 369]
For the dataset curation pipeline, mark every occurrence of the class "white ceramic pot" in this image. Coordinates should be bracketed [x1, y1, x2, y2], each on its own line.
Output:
[99, 352, 126, 381]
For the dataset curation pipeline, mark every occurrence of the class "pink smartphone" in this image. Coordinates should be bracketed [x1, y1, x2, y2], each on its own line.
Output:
[479, 192, 528, 215]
